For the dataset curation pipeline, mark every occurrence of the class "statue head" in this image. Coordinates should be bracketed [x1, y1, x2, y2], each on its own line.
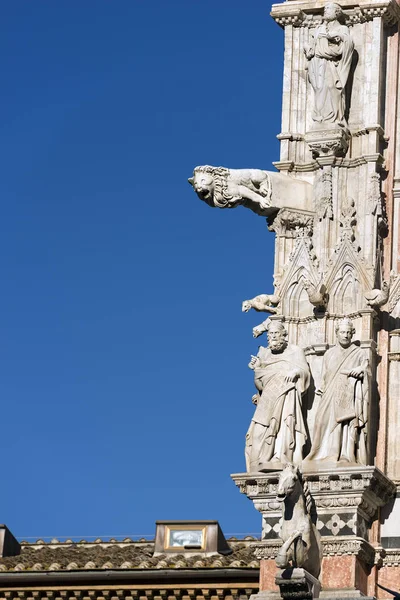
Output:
[323, 3, 345, 22]
[267, 320, 288, 353]
[335, 317, 355, 348]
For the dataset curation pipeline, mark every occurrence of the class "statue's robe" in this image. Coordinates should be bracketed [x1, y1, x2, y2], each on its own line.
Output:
[245, 344, 310, 471]
[307, 343, 369, 465]
[307, 19, 354, 127]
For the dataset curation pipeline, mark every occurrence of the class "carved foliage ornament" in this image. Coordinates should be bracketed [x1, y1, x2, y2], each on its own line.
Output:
[268, 209, 313, 237]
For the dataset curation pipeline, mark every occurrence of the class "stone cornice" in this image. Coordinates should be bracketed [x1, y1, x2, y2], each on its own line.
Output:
[269, 311, 378, 332]
[252, 537, 376, 564]
[380, 548, 400, 566]
[273, 154, 384, 174]
[271, 0, 400, 27]
[232, 467, 395, 505]
[231, 467, 395, 533]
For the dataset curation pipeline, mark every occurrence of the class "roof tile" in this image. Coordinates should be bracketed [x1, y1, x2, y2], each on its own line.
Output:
[0, 539, 259, 573]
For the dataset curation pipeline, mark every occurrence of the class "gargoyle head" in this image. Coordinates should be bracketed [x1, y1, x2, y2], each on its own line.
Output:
[242, 300, 252, 313]
[188, 168, 215, 204]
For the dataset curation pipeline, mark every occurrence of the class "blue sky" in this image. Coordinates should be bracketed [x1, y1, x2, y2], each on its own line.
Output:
[0, 1, 282, 541]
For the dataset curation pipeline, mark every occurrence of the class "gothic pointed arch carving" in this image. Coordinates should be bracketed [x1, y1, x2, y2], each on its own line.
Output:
[277, 237, 320, 317]
[325, 238, 374, 314]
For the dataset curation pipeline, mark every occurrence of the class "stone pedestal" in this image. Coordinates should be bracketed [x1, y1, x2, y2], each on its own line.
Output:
[277, 568, 321, 600]
[304, 128, 350, 159]
[251, 568, 320, 600]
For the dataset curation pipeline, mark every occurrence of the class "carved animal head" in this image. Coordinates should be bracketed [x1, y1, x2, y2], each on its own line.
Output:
[277, 463, 301, 501]
[188, 166, 230, 208]
[188, 168, 215, 203]
[242, 300, 252, 313]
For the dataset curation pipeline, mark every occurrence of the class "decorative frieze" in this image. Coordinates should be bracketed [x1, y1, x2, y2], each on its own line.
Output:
[271, 0, 400, 27]
[268, 209, 314, 238]
[233, 468, 394, 503]
[252, 537, 376, 565]
[232, 467, 395, 550]
[305, 129, 350, 159]
[381, 549, 400, 566]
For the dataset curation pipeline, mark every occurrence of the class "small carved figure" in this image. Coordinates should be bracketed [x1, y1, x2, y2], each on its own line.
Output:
[253, 318, 270, 339]
[306, 318, 370, 465]
[188, 166, 313, 216]
[275, 464, 322, 579]
[365, 281, 389, 309]
[242, 294, 280, 314]
[188, 166, 272, 213]
[303, 280, 329, 309]
[304, 3, 354, 129]
[245, 321, 311, 471]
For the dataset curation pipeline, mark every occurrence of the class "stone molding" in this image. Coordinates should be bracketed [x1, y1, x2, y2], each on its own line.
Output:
[275, 568, 320, 600]
[233, 467, 394, 506]
[271, 0, 400, 27]
[232, 468, 395, 544]
[380, 548, 400, 566]
[252, 537, 376, 565]
[322, 538, 376, 565]
[273, 155, 384, 175]
[303, 467, 395, 505]
[267, 209, 314, 238]
[305, 129, 350, 159]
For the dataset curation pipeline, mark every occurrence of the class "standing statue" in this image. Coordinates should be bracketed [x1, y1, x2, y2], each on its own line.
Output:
[306, 318, 370, 465]
[276, 464, 322, 579]
[304, 3, 354, 129]
[245, 321, 311, 471]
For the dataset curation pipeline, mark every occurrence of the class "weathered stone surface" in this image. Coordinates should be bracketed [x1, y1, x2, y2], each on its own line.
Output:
[275, 465, 322, 579]
[246, 322, 311, 471]
[305, 318, 370, 467]
[188, 166, 313, 216]
[187, 0, 400, 591]
[304, 3, 354, 134]
[276, 568, 321, 600]
[232, 467, 395, 548]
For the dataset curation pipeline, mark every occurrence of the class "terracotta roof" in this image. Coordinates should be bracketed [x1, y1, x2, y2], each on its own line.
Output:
[0, 537, 259, 572]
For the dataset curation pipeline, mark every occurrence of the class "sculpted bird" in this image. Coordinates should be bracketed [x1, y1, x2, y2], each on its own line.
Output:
[365, 280, 389, 309]
[303, 280, 329, 309]
[242, 293, 280, 314]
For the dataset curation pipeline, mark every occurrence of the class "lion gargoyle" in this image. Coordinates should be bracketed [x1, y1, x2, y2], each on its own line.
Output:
[188, 165, 313, 217]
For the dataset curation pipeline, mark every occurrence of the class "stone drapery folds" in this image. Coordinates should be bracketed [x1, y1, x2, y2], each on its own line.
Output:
[306, 318, 370, 466]
[245, 321, 311, 471]
[304, 3, 354, 129]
